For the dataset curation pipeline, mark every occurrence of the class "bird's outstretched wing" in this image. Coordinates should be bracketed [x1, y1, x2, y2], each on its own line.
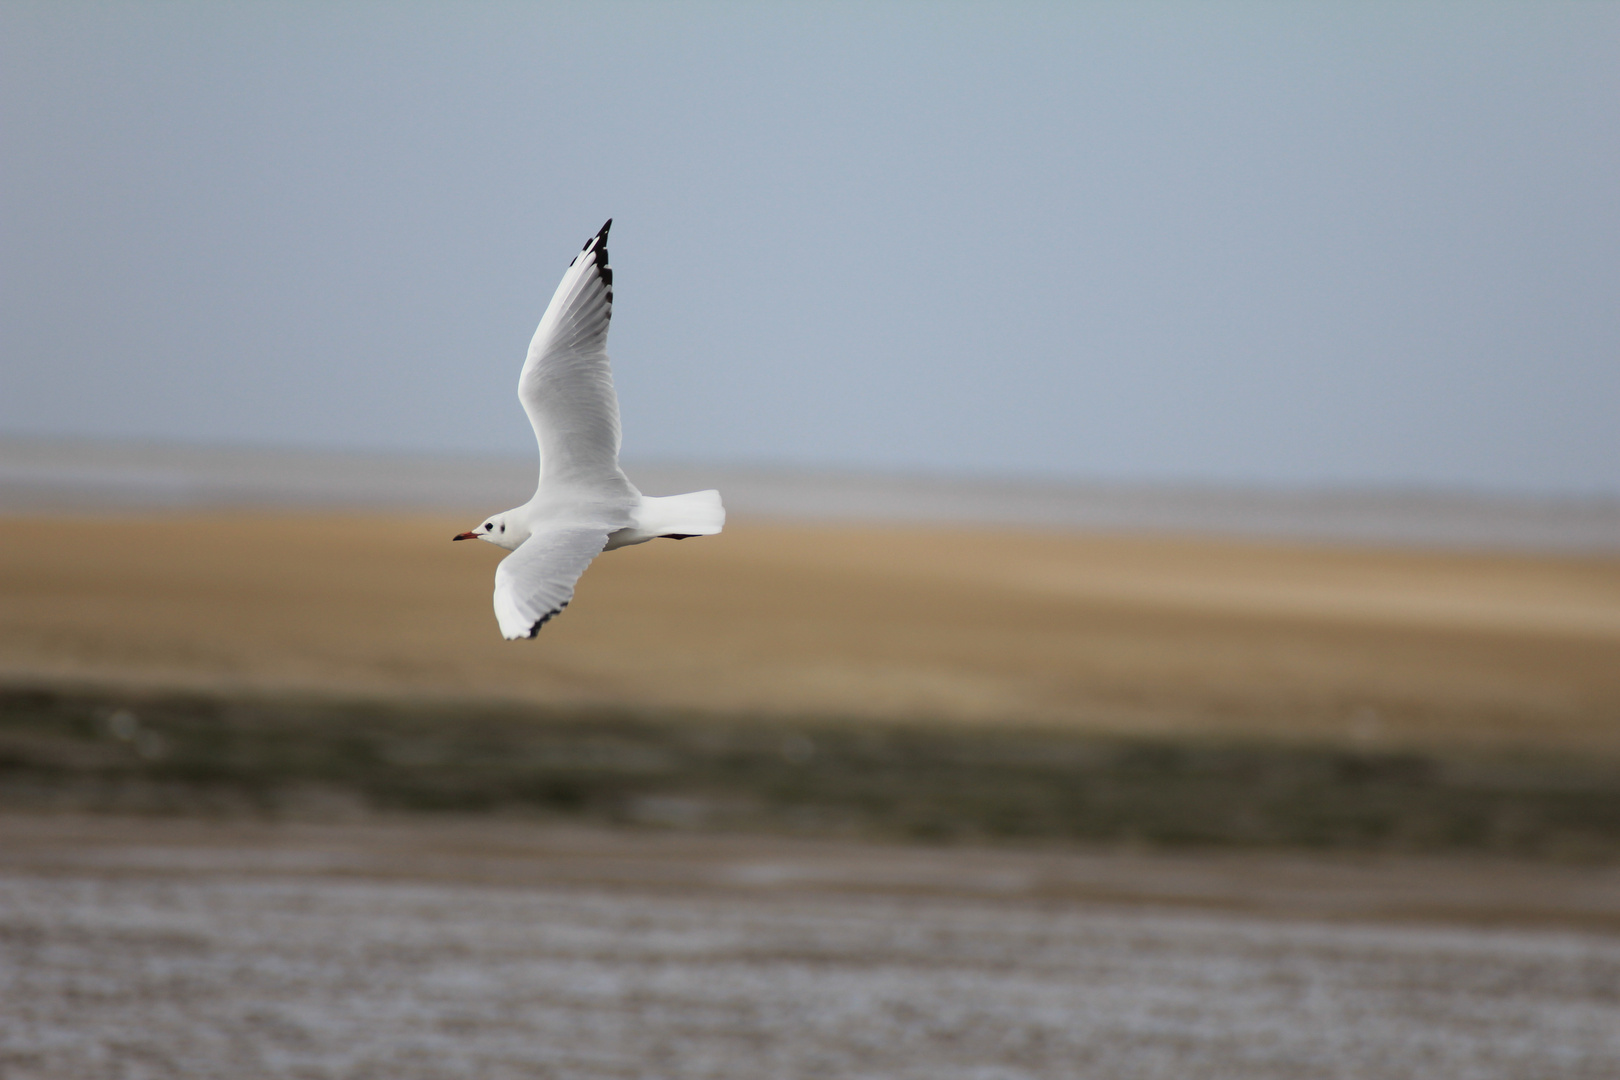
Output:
[519, 220, 634, 497]
[492, 523, 612, 639]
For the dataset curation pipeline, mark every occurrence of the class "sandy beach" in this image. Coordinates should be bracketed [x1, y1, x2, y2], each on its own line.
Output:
[2, 512, 1616, 752]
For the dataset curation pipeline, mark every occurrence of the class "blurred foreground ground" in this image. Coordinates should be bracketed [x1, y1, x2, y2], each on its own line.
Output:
[7, 685, 1620, 857]
[3, 509, 1619, 1077]
[2, 813, 1619, 1080]
[2, 512, 1617, 752]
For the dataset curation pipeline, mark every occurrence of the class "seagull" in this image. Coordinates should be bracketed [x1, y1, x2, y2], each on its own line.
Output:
[454, 220, 724, 639]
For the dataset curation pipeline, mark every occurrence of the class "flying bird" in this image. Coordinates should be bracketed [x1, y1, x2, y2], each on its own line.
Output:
[454, 220, 724, 638]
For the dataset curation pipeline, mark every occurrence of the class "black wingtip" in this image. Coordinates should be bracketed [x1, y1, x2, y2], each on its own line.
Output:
[523, 600, 570, 639]
[584, 220, 613, 291]
[584, 219, 612, 251]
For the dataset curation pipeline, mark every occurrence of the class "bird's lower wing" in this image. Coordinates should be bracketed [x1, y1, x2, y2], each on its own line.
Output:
[492, 523, 612, 639]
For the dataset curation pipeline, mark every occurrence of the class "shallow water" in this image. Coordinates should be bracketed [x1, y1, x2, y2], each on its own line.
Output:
[4, 436, 1617, 551]
[2, 820, 1617, 1079]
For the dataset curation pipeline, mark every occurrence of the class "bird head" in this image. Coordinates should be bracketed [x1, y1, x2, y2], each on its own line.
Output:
[453, 511, 525, 551]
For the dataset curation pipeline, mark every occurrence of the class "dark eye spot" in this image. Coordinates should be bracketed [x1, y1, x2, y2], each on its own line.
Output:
[500, 524, 506, 533]
[484, 523, 493, 530]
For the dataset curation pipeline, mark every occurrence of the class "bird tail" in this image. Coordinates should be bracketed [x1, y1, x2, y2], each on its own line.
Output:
[635, 489, 726, 537]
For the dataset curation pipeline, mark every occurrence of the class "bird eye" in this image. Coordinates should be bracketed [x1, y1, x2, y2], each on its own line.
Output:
[484, 523, 493, 530]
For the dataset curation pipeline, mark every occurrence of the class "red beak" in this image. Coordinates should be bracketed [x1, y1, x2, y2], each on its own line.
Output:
[452, 532, 478, 541]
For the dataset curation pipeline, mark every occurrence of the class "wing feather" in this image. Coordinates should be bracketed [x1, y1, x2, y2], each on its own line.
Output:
[492, 523, 611, 639]
[519, 220, 633, 497]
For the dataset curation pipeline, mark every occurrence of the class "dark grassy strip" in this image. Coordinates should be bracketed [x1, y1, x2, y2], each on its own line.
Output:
[3, 685, 1619, 859]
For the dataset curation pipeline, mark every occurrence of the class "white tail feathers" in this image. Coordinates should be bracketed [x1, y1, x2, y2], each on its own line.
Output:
[640, 489, 725, 535]
[606, 489, 726, 549]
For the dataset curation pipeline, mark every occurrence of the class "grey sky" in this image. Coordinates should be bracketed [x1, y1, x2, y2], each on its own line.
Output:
[3, 2, 1617, 496]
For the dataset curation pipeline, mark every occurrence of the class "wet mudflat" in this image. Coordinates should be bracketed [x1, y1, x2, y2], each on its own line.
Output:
[2, 816, 1617, 1080]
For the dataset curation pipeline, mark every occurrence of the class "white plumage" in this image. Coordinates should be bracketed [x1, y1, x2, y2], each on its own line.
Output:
[456, 221, 724, 639]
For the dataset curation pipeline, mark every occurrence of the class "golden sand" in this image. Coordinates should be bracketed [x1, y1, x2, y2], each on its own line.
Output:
[2, 513, 1616, 752]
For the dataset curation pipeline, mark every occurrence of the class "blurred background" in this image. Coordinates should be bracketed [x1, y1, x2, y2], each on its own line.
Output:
[5, 0, 1618, 494]
[3, 4, 1620, 1077]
